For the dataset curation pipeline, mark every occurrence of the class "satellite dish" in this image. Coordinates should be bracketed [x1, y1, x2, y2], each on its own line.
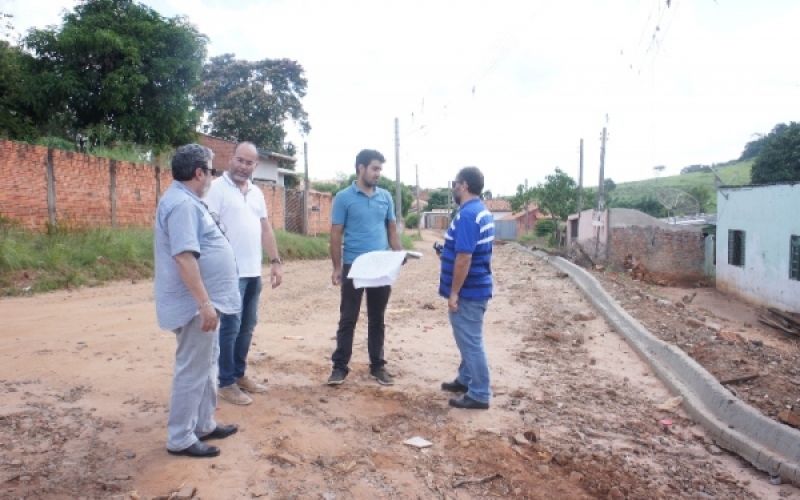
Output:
[654, 187, 700, 218]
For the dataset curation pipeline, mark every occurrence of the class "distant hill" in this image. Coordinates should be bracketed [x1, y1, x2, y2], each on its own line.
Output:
[605, 160, 753, 214]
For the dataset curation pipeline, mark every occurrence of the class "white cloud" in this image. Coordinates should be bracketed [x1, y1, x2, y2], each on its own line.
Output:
[6, 0, 800, 196]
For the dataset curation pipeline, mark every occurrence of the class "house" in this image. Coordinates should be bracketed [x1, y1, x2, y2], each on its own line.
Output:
[483, 199, 513, 220]
[567, 208, 706, 283]
[198, 133, 298, 186]
[716, 182, 800, 312]
[495, 202, 547, 240]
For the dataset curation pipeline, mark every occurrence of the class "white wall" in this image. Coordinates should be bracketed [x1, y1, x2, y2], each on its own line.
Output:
[253, 158, 279, 183]
[716, 183, 800, 312]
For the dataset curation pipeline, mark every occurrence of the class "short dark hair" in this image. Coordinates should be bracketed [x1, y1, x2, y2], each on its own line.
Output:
[355, 149, 385, 173]
[456, 166, 484, 195]
[172, 144, 213, 181]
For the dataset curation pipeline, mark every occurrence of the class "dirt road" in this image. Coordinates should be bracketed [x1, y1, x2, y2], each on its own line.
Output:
[0, 231, 795, 499]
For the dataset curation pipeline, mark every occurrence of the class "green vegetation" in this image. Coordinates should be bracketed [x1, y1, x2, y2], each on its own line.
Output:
[400, 233, 422, 249]
[751, 122, 800, 184]
[535, 219, 556, 237]
[0, 222, 336, 295]
[0, 220, 154, 295]
[404, 212, 420, 229]
[606, 159, 752, 214]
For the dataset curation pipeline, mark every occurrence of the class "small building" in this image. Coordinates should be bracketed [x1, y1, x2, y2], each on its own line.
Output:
[198, 133, 298, 186]
[496, 202, 545, 240]
[716, 182, 800, 312]
[483, 199, 513, 220]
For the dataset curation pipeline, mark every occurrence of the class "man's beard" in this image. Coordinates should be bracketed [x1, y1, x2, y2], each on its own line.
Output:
[453, 193, 461, 205]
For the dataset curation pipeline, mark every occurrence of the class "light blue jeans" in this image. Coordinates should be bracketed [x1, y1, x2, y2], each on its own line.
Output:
[218, 276, 262, 388]
[167, 313, 219, 451]
[448, 298, 491, 404]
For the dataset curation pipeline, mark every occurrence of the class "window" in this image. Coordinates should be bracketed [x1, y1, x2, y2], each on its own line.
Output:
[791, 235, 800, 280]
[728, 230, 745, 267]
[570, 219, 578, 239]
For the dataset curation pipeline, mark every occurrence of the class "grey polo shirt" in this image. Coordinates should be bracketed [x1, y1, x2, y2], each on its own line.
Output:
[154, 182, 241, 330]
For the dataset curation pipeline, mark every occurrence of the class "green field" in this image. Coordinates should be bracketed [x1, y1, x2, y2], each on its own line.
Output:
[608, 160, 752, 214]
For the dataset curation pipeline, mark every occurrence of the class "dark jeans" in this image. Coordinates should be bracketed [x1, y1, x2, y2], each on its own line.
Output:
[331, 264, 391, 374]
[218, 276, 262, 388]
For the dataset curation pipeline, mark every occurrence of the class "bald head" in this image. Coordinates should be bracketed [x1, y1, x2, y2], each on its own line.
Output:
[228, 142, 259, 186]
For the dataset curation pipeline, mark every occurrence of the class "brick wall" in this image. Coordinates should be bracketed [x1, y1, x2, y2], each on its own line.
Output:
[608, 226, 705, 282]
[0, 138, 332, 235]
[199, 134, 235, 172]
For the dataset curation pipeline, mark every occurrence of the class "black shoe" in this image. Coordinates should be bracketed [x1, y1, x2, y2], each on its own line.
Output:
[441, 380, 468, 393]
[167, 441, 220, 458]
[371, 368, 394, 386]
[327, 369, 347, 386]
[199, 424, 238, 441]
[449, 395, 489, 410]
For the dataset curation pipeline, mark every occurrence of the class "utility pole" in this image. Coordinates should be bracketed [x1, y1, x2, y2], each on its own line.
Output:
[524, 178, 530, 232]
[303, 141, 309, 236]
[577, 138, 584, 214]
[598, 127, 607, 210]
[394, 117, 403, 233]
[415, 164, 421, 237]
[595, 126, 608, 260]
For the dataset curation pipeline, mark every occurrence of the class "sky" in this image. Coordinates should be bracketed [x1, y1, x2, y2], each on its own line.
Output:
[3, 0, 800, 196]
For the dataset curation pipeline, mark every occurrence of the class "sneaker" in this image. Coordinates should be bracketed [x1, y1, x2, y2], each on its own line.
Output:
[327, 369, 347, 386]
[237, 375, 267, 393]
[371, 368, 394, 386]
[449, 394, 489, 410]
[441, 379, 468, 393]
[218, 384, 252, 405]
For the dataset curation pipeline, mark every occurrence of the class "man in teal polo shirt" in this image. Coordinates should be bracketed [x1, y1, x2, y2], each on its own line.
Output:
[327, 149, 403, 386]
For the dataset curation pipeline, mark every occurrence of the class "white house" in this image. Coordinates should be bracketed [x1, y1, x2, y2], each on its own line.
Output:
[253, 150, 297, 186]
[716, 182, 800, 312]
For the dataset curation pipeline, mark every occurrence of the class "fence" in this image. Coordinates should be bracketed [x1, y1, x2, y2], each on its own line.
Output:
[0, 139, 333, 235]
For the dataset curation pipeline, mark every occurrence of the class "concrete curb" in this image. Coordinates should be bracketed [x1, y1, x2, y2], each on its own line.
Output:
[518, 246, 800, 486]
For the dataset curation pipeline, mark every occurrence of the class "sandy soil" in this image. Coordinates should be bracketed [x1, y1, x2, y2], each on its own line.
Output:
[1, 231, 797, 499]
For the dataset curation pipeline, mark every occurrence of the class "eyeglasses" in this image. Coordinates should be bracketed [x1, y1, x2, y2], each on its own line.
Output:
[451, 180, 462, 188]
[200, 166, 220, 177]
[210, 212, 227, 235]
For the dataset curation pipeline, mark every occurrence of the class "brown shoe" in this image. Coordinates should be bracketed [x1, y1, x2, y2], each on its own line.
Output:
[218, 384, 252, 405]
[237, 375, 268, 393]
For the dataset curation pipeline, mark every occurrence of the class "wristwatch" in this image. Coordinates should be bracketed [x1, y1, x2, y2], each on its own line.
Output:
[271, 258, 283, 265]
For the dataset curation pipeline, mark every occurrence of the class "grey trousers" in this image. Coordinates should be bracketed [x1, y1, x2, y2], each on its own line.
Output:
[166, 314, 219, 451]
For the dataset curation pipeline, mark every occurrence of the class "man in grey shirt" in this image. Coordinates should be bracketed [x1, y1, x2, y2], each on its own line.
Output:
[154, 143, 242, 458]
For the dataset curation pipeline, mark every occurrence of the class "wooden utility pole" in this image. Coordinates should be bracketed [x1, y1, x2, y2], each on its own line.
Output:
[394, 117, 403, 233]
[415, 164, 421, 237]
[303, 141, 309, 236]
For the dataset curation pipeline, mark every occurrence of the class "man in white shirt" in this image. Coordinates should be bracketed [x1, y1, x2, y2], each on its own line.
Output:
[204, 142, 284, 405]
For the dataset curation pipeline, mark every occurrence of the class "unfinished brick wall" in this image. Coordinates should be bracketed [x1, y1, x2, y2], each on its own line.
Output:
[608, 226, 705, 282]
[0, 139, 330, 235]
[198, 134, 235, 172]
[0, 141, 50, 228]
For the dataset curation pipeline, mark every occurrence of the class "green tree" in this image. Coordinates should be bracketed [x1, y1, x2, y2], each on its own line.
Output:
[0, 41, 37, 140]
[482, 190, 493, 200]
[537, 167, 578, 221]
[194, 53, 310, 156]
[424, 189, 450, 211]
[23, 0, 208, 149]
[750, 122, 800, 184]
[510, 184, 536, 213]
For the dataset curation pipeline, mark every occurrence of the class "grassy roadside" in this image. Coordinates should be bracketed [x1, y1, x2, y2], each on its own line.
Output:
[0, 224, 420, 296]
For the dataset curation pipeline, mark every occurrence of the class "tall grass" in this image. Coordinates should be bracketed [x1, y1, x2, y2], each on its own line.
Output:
[0, 220, 154, 295]
[274, 230, 330, 260]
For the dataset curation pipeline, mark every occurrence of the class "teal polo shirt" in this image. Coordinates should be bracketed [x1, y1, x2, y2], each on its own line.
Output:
[332, 182, 396, 265]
